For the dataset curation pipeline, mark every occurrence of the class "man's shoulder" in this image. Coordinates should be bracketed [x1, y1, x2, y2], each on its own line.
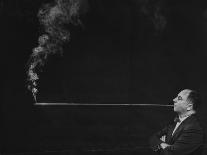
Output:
[183, 115, 203, 130]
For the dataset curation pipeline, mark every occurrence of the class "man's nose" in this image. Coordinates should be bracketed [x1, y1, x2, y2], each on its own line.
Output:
[173, 98, 177, 103]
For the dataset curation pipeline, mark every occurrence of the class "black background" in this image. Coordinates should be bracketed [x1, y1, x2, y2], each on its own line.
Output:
[2, 0, 207, 154]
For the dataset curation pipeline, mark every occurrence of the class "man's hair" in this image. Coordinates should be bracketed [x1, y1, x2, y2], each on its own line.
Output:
[188, 90, 201, 110]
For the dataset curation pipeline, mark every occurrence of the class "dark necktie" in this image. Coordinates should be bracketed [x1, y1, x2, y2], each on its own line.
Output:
[174, 117, 181, 123]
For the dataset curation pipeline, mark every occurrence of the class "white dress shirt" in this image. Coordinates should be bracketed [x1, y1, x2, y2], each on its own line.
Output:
[172, 111, 195, 136]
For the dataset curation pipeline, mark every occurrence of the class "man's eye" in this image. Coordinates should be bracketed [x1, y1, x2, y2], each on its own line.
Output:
[178, 96, 182, 100]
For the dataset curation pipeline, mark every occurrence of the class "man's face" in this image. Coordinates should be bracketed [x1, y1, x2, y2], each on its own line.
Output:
[173, 89, 192, 114]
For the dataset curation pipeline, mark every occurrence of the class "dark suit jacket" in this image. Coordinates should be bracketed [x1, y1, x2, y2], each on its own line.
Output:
[149, 114, 204, 155]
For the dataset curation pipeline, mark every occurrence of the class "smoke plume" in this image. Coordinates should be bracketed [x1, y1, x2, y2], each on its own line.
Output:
[27, 0, 81, 102]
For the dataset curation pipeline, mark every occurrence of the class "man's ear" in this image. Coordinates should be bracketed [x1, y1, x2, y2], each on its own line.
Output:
[187, 104, 193, 111]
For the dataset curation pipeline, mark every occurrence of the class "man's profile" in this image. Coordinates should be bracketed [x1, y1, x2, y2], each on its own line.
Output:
[149, 89, 205, 155]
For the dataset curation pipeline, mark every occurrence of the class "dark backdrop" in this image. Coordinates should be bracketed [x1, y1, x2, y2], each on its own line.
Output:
[2, 0, 207, 154]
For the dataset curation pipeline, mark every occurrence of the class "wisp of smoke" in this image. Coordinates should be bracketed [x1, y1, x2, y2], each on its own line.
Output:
[27, 0, 81, 102]
[139, 0, 166, 32]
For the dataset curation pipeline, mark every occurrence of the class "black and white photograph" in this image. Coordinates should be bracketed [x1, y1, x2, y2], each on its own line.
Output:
[2, 0, 207, 154]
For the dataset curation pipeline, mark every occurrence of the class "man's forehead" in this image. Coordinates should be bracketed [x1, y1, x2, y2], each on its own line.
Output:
[178, 89, 191, 97]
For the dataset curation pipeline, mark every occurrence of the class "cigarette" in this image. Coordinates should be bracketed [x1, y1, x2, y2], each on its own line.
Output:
[35, 103, 174, 107]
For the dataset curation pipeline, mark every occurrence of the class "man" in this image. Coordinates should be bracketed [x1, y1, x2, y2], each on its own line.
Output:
[149, 89, 205, 155]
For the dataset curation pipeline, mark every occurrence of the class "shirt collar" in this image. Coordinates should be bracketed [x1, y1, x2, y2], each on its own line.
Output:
[178, 110, 195, 122]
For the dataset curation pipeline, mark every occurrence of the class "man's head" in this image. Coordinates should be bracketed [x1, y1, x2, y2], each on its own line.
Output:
[173, 89, 201, 115]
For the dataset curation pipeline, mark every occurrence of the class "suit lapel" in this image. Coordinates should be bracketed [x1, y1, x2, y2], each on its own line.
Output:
[171, 123, 183, 140]
[166, 123, 176, 144]
[170, 115, 195, 142]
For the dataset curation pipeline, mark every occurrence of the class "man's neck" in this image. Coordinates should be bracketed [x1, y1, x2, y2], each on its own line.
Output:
[178, 110, 196, 119]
